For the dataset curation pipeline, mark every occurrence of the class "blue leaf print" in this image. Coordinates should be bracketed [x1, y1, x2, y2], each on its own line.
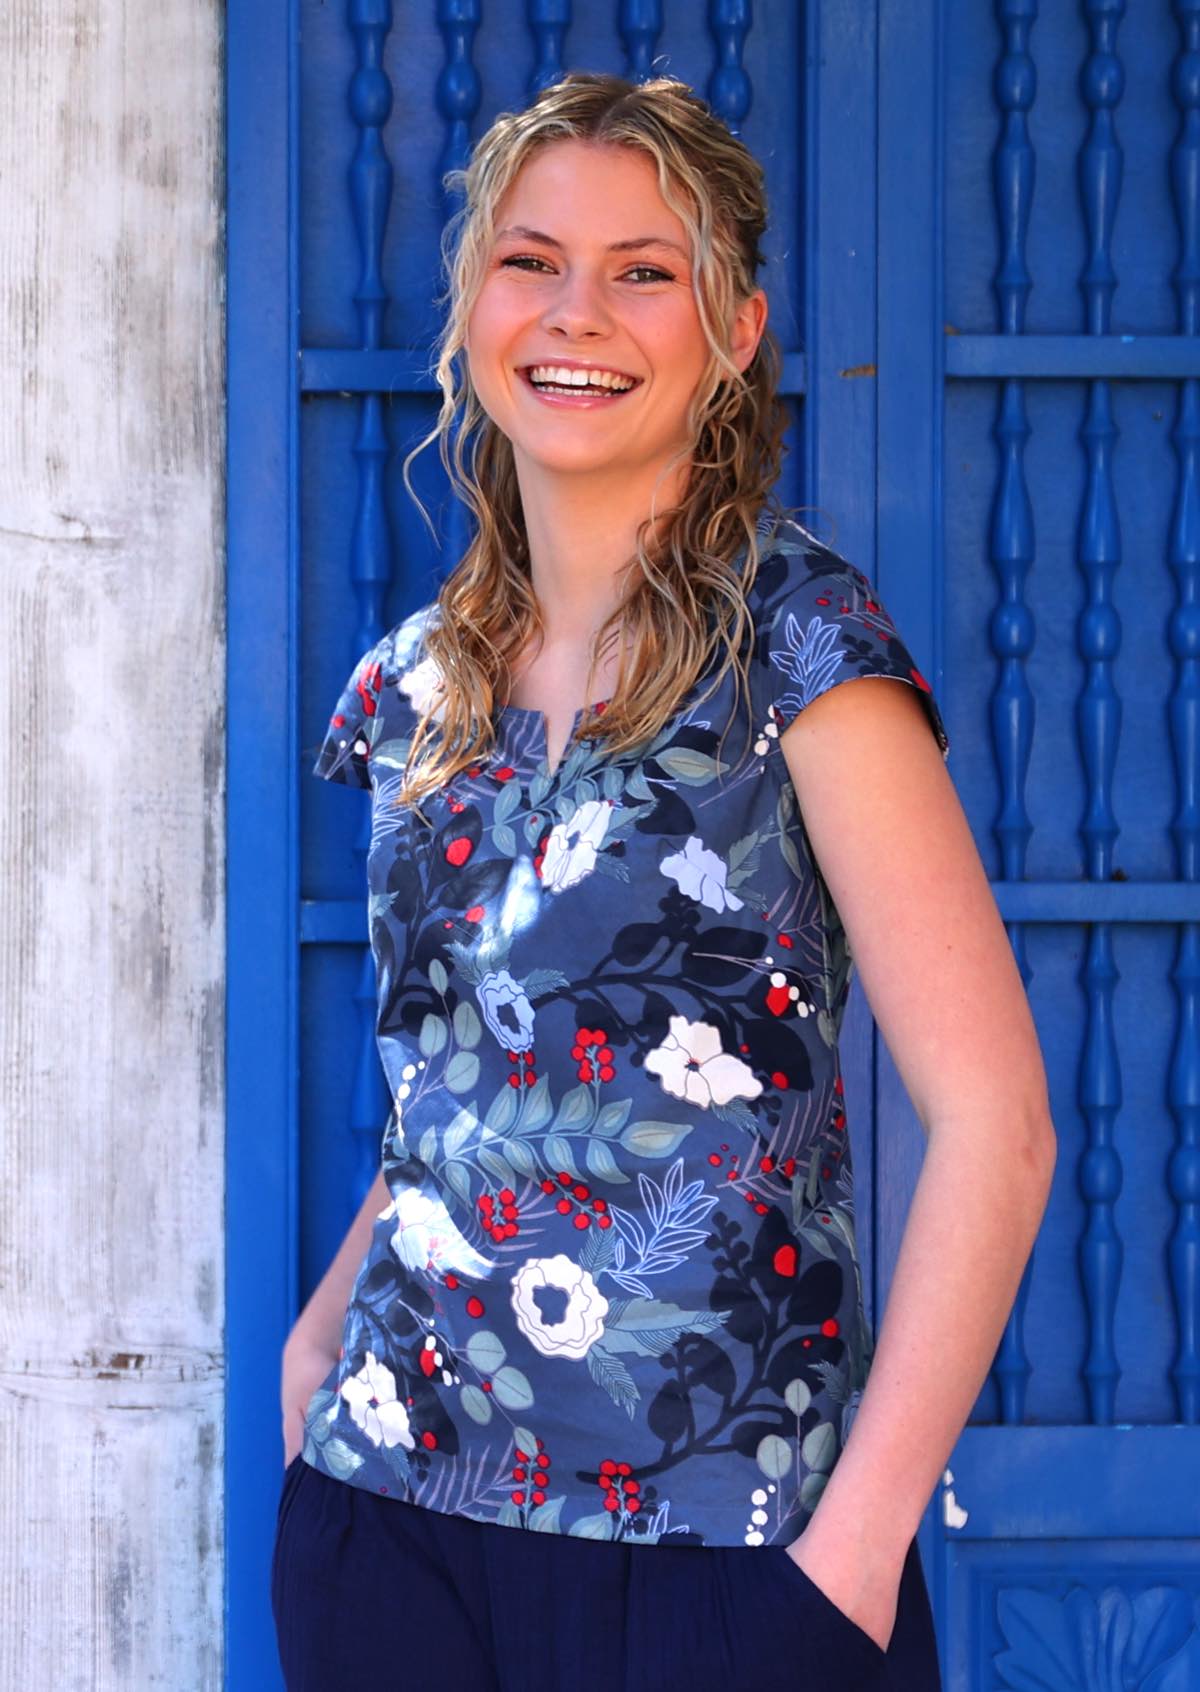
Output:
[768, 610, 847, 715]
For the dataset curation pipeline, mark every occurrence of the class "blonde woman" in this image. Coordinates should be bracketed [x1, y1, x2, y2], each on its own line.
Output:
[273, 71, 1055, 1692]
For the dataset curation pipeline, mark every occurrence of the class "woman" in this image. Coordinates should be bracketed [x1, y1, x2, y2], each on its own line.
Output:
[273, 71, 1056, 1692]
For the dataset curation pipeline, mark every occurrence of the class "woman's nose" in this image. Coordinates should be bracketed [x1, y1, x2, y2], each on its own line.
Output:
[540, 269, 613, 339]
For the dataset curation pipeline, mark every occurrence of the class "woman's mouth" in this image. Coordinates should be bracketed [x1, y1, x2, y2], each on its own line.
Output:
[518, 364, 643, 406]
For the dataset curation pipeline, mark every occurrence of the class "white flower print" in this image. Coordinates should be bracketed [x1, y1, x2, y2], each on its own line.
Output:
[540, 798, 612, 894]
[340, 1350, 416, 1450]
[385, 1187, 497, 1279]
[477, 968, 535, 1052]
[398, 653, 445, 718]
[510, 1253, 610, 1360]
[660, 836, 745, 913]
[644, 1014, 764, 1109]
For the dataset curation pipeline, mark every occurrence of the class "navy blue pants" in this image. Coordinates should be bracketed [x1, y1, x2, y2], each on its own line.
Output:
[271, 1455, 941, 1691]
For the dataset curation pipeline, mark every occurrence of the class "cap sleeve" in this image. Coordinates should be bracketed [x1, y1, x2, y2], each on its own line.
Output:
[758, 545, 950, 762]
[311, 637, 388, 789]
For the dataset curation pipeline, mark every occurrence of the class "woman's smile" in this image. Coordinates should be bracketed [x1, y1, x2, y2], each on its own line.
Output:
[516, 359, 645, 407]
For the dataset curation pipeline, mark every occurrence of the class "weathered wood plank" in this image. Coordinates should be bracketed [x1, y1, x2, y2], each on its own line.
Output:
[0, 0, 224, 1685]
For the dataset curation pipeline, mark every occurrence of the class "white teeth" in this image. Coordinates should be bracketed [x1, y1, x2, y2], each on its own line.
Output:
[527, 364, 636, 392]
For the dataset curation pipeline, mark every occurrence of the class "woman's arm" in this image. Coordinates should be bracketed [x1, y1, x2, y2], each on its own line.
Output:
[779, 675, 1057, 1649]
[287, 1165, 392, 1358]
[280, 1166, 392, 1461]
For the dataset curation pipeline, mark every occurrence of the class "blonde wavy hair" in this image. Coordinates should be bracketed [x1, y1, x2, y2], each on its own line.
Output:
[397, 70, 791, 808]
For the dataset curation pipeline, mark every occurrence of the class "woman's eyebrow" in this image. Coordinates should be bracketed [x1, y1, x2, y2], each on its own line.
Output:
[494, 224, 688, 260]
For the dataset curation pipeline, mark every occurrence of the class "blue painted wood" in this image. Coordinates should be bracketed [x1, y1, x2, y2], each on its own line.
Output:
[225, 0, 298, 1685]
[989, 0, 1038, 1428]
[527, 0, 572, 95]
[707, 1, 752, 139]
[619, 0, 662, 84]
[1075, 0, 1127, 1429]
[344, 1, 396, 1208]
[936, 0, 1200, 1681]
[1169, 0, 1200, 1429]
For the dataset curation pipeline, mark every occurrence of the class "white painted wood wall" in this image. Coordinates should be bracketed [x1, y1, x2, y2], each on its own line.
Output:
[0, 3, 225, 1686]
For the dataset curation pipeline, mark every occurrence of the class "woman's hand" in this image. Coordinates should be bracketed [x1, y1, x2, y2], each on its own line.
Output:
[783, 1520, 905, 1655]
[280, 1332, 337, 1469]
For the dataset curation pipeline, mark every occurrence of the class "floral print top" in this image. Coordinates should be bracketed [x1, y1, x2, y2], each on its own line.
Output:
[299, 511, 950, 1549]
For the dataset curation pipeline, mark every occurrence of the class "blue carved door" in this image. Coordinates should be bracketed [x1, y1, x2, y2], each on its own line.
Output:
[902, 4, 1200, 1688]
[226, 3, 1200, 1688]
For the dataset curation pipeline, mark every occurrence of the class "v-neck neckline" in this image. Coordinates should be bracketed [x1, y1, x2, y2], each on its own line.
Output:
[497, 698, 612, 782]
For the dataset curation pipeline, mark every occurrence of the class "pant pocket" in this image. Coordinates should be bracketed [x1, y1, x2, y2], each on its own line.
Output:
[767, 1547, 888, 1685]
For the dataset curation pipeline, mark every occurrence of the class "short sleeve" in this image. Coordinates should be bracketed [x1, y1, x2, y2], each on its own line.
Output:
[311, 638, 388, 789]
[758, 546, 950, 762]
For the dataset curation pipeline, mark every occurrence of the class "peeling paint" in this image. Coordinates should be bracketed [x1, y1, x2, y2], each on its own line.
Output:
[941, 1464, 969, 1530]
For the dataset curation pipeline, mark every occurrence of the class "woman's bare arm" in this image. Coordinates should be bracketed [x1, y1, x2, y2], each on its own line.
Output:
[778, 674, 1057, 1647]
[287, 1166, 392, 1360]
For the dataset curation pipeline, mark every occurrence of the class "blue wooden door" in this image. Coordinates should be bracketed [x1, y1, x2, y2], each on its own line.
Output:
[226, 3, 1199, 1687]
[877, 2, 1200, 1688]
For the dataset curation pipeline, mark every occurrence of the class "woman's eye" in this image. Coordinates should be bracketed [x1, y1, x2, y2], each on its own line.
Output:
[498, 255, 673, 284]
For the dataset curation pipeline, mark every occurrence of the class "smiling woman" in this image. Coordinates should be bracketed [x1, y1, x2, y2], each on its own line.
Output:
[274, 67, 1053, 1692]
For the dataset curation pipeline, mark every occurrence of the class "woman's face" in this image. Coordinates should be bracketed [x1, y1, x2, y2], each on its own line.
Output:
[465, 139, 763, 487]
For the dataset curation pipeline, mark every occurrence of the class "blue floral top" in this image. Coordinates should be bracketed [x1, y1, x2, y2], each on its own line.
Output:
[299, 511, 949, 1549]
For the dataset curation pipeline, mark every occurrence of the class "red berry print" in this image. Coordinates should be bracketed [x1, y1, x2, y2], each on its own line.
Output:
[573, 1026, 616, 1085]
[355, 660, 382, 717]
[445, 836, 473, 866]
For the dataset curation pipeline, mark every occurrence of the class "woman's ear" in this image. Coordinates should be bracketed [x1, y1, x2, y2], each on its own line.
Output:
[731, 288, 768, 375]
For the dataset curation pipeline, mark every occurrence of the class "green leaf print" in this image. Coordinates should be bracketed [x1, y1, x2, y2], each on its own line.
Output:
[420, 1013, 448, 1057]
[516, 1073, 554, 1133]
[655, 746, 725, 785]
[477, 1144, 518, 1190]
[553, 1084, 594, 1130]
[568, 1512, 616, 1540]
[601, 1298, 730, 1357]
[593, 1098, 633, 1137]
[585, 1343, 640, 1417]
[493, 822, 517, 857]
[484, 1079, 520, 1134]
[490, 1364, 534, 1412]
[585, 1138, 630, 1183]
[620, 1120, 694, 1158]
[755, 1433, 791, 1480]
[444, 1051, 480, 1094]
[323, 1437, 365, 1481]
[453, 999, 482, 1049]
[465, 1330, 507, 1372]
[443, 1107, 478, 1159]
[494, 777, 523, 824]
[459, 1384, 493, 1425]
[529, 1495, 566, 1533]
[543, 1134, 584, 1181]
[801, 1420, 838, 1473]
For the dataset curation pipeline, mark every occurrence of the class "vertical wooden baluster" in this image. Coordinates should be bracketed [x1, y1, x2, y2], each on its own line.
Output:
[708, 1, 752, 138]
[436, 0, 481, 581]
[347, 0, 396, 1205]
[527, 0, 571, 95]
[989, 0, 1039, 1425]
[1168, 0, 1200, 1426]
[1076, 0, 1126, 1426]
[619, 0, 663, 84]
